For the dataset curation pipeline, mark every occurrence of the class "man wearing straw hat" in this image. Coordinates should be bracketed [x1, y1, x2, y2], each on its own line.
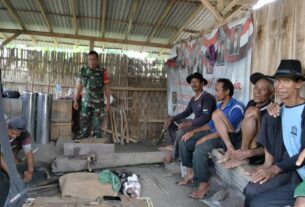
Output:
[73, 51, 111, 139]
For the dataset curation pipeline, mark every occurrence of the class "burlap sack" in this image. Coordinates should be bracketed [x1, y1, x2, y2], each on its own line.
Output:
[59, 172, 117, 200]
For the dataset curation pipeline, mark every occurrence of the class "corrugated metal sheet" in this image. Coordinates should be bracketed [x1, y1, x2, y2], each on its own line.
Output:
[78, 0, 101, 18]
[78, 18, 100, 37]
[17, 11, 48, 31]
[0, 10, 20, 29]
[107, 0, 132, 21]
[48, 15, 74, 34]
[105, 21, 126, 39]
[163, 2, 197, 28]
[134, 0, 168, 25]
[10, 0, 38, 10]
[154, 27, 175, 40]
[41, 0, 71, 15]
[128, 24, 151, 41]
[186, 8, 215, 31]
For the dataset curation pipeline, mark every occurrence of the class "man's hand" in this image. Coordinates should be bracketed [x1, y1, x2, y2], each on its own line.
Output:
[196, 137, 207, 146]
[178, 122, 191, 130]
[23, 170, 33, 182]
[250, 165, 280, 184]
[73, 100, 79, 110]
[231, 149, 252, 160]
[182, 131, 194, 142]
[164, 117, 173, 129]
[267, 102, 280, 118]
[296, 149, 305, 166]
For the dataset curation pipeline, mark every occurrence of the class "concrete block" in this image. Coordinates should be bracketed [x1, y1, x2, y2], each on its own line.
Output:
[211, 149, 253, 192]
[64, 143, 115, 156]
[52, 151, 167, 173]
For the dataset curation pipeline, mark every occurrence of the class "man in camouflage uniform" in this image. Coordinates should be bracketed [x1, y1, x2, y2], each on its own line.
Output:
[73, 51, 110, 139]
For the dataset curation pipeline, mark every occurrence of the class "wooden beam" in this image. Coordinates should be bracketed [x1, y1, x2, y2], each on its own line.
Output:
[1, 0, 25, 29]
[35, 0, 52, 32]
[217, 0, 224, 12]
[0, 32, 21, 48]
[222, 0, 239, 16]
[125, 0, 139, 40]
[168, 5, 204, 44]
[71, 0, 78, 34]
[200, 0, 223, 22]
[100, 0, 107, 37]
[223, 5, 245, 23]
[147, 0, 176, 42]
[0, 29, 171, 49]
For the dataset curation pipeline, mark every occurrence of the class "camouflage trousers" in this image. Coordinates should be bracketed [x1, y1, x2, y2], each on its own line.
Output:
[78, 102, 104, 139]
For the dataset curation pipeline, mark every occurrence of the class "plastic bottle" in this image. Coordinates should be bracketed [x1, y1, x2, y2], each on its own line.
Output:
[55, 84, 62, 99]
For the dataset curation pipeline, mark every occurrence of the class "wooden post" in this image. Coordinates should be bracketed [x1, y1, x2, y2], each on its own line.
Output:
[89, 40, 94, 51]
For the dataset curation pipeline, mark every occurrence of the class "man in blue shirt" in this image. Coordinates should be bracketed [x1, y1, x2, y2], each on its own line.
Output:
[216, 73, 274, 168]
[178, 78, 245, 199]
[160, 72, 216, 163]
[245, 59, 305, 207]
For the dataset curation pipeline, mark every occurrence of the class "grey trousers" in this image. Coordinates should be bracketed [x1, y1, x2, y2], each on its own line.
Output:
[249, 184, 297, 207]
[167, 121, 197, 160]
[245, 171, 301, 207]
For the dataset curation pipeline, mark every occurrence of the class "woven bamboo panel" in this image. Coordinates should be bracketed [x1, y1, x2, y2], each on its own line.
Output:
[0, 48, 167, 142]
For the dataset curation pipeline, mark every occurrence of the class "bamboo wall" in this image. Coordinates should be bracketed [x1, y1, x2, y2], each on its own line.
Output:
[0, 48, 167, 142]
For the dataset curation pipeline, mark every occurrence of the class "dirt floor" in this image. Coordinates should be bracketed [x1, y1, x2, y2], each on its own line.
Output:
[116, 165, 207, 207]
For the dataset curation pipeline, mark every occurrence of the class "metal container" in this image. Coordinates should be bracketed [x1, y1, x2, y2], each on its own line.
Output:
[22, 92, 37, 141]
[36, 93, 53, 144]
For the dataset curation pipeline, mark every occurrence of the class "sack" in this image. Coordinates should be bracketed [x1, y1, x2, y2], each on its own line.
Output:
[59, 172, 117, 200]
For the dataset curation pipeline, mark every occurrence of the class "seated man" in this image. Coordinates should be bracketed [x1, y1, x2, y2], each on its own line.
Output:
[245, 59, 305, 207]
[161, 72, 216, 163]
[178, 78, 245, 199]
[217, 72, 274, 168]
[0, 116, 34, 182]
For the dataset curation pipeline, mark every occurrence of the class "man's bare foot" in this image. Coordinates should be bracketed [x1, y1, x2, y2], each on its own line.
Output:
[218, 149, 233, 164]
[230, 149, 251, 160]
[162, 154, 173, 164]
[177, 171, 194, 186]
[159, 145, 174, 152]
[190, 183, 210, 199]
[223, 159, 249, 169]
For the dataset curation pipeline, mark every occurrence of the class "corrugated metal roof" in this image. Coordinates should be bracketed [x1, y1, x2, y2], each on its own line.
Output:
[78, 18, 100, 37]
[134, 0, 168, 25]
[0, 10, 20, 29]
[17, 11, 48, 31]
[78, 0, 101, 18]
[163, 2, 197, 28]
[48, 15, 74, 34]
[107, 0, 132, 21]
[10, 0, 37, 10]
[0, 0, 253, 53]
[41, 0, 71, 15]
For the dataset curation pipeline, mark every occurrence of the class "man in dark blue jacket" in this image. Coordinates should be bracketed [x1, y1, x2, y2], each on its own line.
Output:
[245, 59, 305, 207]
[160, 72, 216, 163]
